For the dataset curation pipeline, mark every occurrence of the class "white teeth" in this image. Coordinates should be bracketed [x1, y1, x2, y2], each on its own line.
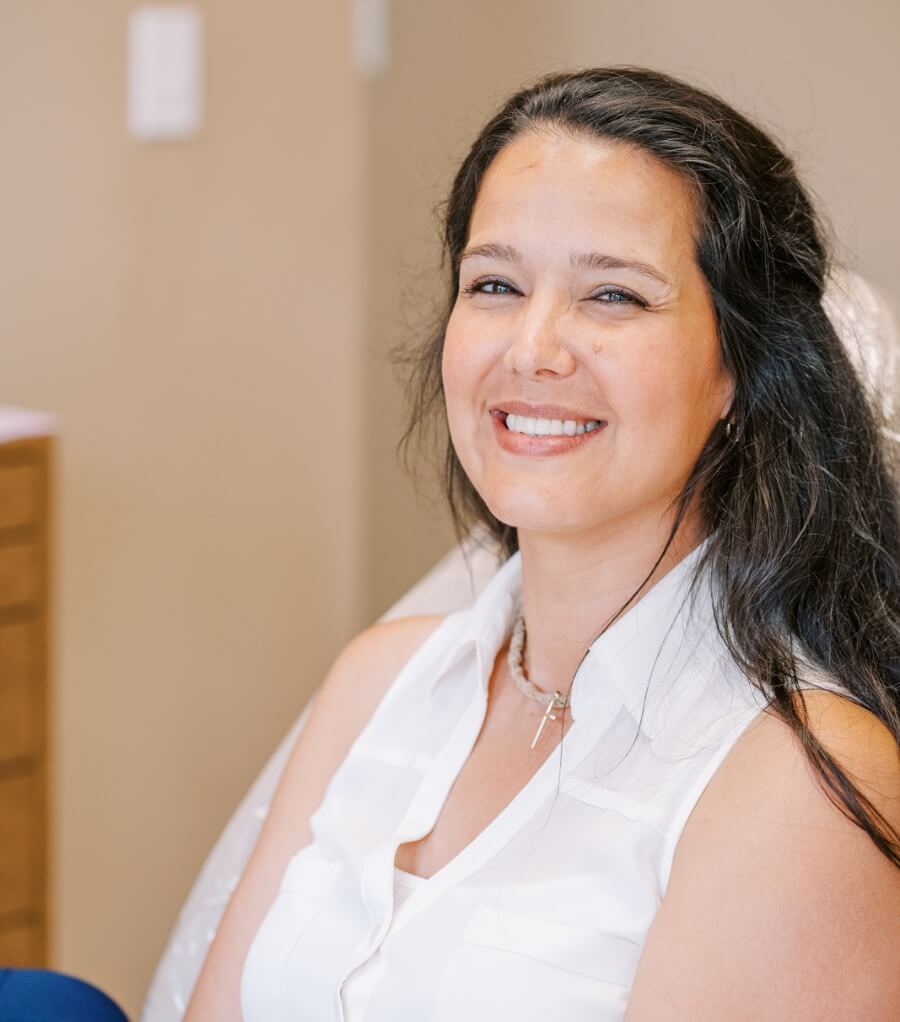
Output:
[505, 413, 602, 437]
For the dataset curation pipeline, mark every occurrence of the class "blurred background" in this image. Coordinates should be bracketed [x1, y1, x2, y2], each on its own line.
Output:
[1, 0, 897, 1015]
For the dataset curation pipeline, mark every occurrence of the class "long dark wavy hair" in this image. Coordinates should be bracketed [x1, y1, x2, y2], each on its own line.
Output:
[396, 67, 900, 867]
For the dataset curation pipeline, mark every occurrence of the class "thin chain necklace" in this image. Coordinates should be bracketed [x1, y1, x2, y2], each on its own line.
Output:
[507, 610, 569, 750]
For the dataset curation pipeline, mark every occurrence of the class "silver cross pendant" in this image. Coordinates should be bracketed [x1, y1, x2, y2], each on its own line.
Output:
[530, 691, 567, 750]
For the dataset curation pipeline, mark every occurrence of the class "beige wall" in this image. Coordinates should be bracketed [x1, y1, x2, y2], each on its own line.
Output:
[1, 1, 364, 1014]
[364, 0, 900, 618]
[1, 0, 897, 1016]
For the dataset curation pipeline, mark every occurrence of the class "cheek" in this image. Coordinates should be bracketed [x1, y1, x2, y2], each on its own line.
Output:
[608, 337, 724, 452]
[441, 319, 495, 416]
[440, 333, 467, 426]
[441, 329, 465, 386]
[441, 329, 482, 457]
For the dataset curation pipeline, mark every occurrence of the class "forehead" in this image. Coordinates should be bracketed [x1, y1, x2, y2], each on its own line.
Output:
[468, 129, 699, 265]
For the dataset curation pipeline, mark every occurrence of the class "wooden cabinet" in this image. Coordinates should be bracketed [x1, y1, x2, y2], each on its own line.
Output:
[0, 411, 54, 967]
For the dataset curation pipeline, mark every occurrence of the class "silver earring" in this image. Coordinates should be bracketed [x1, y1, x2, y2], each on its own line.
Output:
[725, 420, 735, 440]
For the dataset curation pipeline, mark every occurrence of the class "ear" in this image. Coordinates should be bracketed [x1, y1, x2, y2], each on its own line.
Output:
[716, 366, 736, 423]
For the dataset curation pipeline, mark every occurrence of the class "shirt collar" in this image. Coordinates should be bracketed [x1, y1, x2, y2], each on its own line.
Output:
[567, 539, 716, 730]
[428, 550, 520, 690]
[430, 538, 718, 737]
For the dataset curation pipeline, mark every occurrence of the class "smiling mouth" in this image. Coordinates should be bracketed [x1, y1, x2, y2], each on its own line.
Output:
[496, 410, 606, 437]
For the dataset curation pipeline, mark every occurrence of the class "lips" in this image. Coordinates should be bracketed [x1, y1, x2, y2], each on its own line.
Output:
[490, 408, 607, 456]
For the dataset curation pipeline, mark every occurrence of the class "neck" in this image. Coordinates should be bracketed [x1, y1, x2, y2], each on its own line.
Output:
[515, 508, 705, 695]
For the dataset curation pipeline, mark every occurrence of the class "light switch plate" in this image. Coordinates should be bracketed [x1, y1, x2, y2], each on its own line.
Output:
[128, 5, 203, 141]
[353, 0, 389, 79]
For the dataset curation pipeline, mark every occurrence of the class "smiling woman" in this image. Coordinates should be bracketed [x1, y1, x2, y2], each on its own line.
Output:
[442, 131, 730, 540]
[183, 67, 900, 1022]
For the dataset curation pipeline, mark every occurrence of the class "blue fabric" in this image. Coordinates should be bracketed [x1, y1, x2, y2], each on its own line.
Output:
[0, 969, 128, 1021]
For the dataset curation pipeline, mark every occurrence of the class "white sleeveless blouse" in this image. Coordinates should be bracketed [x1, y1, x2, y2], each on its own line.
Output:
[241, 544, 782, 1020]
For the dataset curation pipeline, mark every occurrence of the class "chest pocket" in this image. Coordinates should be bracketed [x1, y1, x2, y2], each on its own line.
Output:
[280, 844, 341, 896]
[561, 776, 669, 829]
[432, 904, 644, 1022]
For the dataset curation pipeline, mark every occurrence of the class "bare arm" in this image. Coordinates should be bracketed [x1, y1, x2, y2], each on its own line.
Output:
[183, 613, 446, 1022]
[626, 691, 900, 1021]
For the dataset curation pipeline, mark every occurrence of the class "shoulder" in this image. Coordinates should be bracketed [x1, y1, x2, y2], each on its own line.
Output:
[257, 613, 448, 862]
[626, 689, 900, 1021]
[269, 613, 448, 841]
[311, 613, 449, 741]
[730, 689, 900, 836]
[790, 687, 900, 782]
[340, 613, 450, 672]
[715, 688, 900, 830]
[322, 614, 450, 706]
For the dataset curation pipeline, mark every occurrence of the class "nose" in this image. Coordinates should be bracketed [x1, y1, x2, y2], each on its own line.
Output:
[502, 295, 577, 379]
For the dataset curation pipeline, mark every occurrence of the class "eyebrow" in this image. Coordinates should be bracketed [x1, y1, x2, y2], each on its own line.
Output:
[459, 242, 672, 288]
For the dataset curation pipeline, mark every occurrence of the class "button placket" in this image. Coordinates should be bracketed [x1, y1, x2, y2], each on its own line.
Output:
[335, 676, 490, 1021]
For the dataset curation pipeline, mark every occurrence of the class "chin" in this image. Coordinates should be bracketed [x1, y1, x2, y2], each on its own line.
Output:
[480, 484, 591, 535]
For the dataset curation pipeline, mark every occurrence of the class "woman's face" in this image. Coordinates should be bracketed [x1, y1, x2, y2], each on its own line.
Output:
[442, 129, 733, 541]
